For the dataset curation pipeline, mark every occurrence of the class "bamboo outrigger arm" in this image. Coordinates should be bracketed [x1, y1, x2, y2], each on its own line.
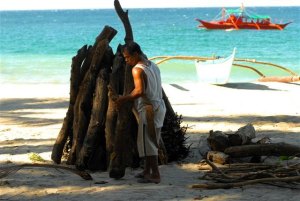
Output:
[232, 63, 265, 77]
[149, 56, 298, 78]
[234, 58, 298, 76]
[150, 55, 213, 65]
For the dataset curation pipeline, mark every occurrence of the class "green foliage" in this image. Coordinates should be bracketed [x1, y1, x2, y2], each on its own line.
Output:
[279, 156, 294, 161]
[28, 152, 46, 162]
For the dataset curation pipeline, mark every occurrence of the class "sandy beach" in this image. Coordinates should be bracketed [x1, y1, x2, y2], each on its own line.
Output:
[0, 81, 300, 201]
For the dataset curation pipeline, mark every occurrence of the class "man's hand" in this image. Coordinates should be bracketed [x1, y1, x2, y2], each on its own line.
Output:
[108, 85, 123, 111]
[115, 96, 126, 111]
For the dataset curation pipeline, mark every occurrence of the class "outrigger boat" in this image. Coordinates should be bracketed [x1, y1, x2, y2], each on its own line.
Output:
[195, 48, 236, 84]
[150, 52, 299, 84]
[196, 5, 292, 30]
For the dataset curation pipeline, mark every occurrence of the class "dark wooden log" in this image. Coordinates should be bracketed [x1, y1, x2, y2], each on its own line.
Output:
[67, 26, 117, 165]
[67, 38, 111, 165]
[236, 123, 255, 144]
[228, 124, 256, 146]
[79, 45, 93, 84]
[114, 0, 133, 43]
[79, 24, 117, 84]
[75, 66, 110, 170]
[224, 142, 300, 158]
[82, 47, 114, 171]
[51, 45, 88, 164]
[109, 61, 138, 178]
[207, 130, 230, 152]
[105, 49, 125, 164]
[108, 0, 140, 179]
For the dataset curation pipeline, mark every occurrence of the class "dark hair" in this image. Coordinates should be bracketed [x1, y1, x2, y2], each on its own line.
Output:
[123, 41, 143, 55]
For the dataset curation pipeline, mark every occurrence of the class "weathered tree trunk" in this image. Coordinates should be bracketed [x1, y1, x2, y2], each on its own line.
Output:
[75, 67, 110, 171]
[114, 0, 133, 44]
[79, 45, 93, 84]
[108, 57, 139, 179]
[51, 45, 88, 164]
[224, 142, 300, 157]
[228, 123, 256, 146]
[105, 49, 125, 164]
[207, 130, 230, 152]
[67, 26, 117, 164]
[107, 0, 140, 179]
[67, 39, 108, 164]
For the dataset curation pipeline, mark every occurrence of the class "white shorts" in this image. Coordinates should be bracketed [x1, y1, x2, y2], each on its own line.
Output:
[137, 123, 161, 157]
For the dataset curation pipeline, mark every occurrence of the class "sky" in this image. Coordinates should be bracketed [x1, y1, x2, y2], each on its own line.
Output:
[0, 0, 299, 11]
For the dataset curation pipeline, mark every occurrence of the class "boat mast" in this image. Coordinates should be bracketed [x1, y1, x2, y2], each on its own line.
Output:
[222, 8, 226, 21]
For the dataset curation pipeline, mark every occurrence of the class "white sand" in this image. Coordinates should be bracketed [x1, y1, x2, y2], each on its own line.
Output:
[0, 82, 300, 201]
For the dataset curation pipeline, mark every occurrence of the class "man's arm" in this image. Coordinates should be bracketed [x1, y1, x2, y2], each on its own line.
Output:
[115, 67, 145, 109]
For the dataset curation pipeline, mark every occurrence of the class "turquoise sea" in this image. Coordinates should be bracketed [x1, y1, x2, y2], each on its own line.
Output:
[0, 7, 299, 85]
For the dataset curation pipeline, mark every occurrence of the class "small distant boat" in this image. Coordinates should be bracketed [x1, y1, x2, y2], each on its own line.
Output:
[195, 48, 236, 84]
[196, 5, 291, 30]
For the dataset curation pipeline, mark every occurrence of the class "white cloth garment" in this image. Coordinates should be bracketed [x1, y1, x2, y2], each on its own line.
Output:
[134, 61, 166, 157]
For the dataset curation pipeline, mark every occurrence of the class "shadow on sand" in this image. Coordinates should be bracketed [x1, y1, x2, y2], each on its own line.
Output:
[218, 82, 281, 91]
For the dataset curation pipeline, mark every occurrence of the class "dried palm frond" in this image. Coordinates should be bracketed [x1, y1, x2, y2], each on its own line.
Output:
[0, 163, 93, 180]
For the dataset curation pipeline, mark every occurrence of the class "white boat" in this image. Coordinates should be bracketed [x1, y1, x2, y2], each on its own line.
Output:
[195, 48, 236, 84]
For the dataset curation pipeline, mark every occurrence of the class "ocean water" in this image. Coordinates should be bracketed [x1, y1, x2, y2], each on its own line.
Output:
[0, 7, 299, 85]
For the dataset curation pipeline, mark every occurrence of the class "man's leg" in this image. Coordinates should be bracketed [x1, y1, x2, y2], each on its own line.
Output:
[143, 157, 151, 177]
[149, 155, 160, 181]
[140, 155, 160, 183]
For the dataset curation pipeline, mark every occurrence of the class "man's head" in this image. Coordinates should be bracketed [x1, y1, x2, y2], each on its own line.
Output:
[122, 41, 143, 66]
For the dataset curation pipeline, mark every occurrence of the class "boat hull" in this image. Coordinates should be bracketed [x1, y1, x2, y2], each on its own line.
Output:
[197, 19, 291, 30]
[195, 48, 236, 84]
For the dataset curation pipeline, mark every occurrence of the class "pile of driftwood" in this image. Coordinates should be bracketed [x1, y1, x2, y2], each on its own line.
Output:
[50, 0, 189, 179]
[191, 123, 300, 189]
[192, 160, 300, 189]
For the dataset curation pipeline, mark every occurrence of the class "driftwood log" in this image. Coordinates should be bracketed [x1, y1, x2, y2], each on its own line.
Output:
[106, 0, 139, 179]
[51, 0, 189, 178]
[207, 124, 256, 152]
[224, 142, 300, 158]
[51, 45, 89, 164]
[206, 124, 300, 164]
[258, 75, 300, 83]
